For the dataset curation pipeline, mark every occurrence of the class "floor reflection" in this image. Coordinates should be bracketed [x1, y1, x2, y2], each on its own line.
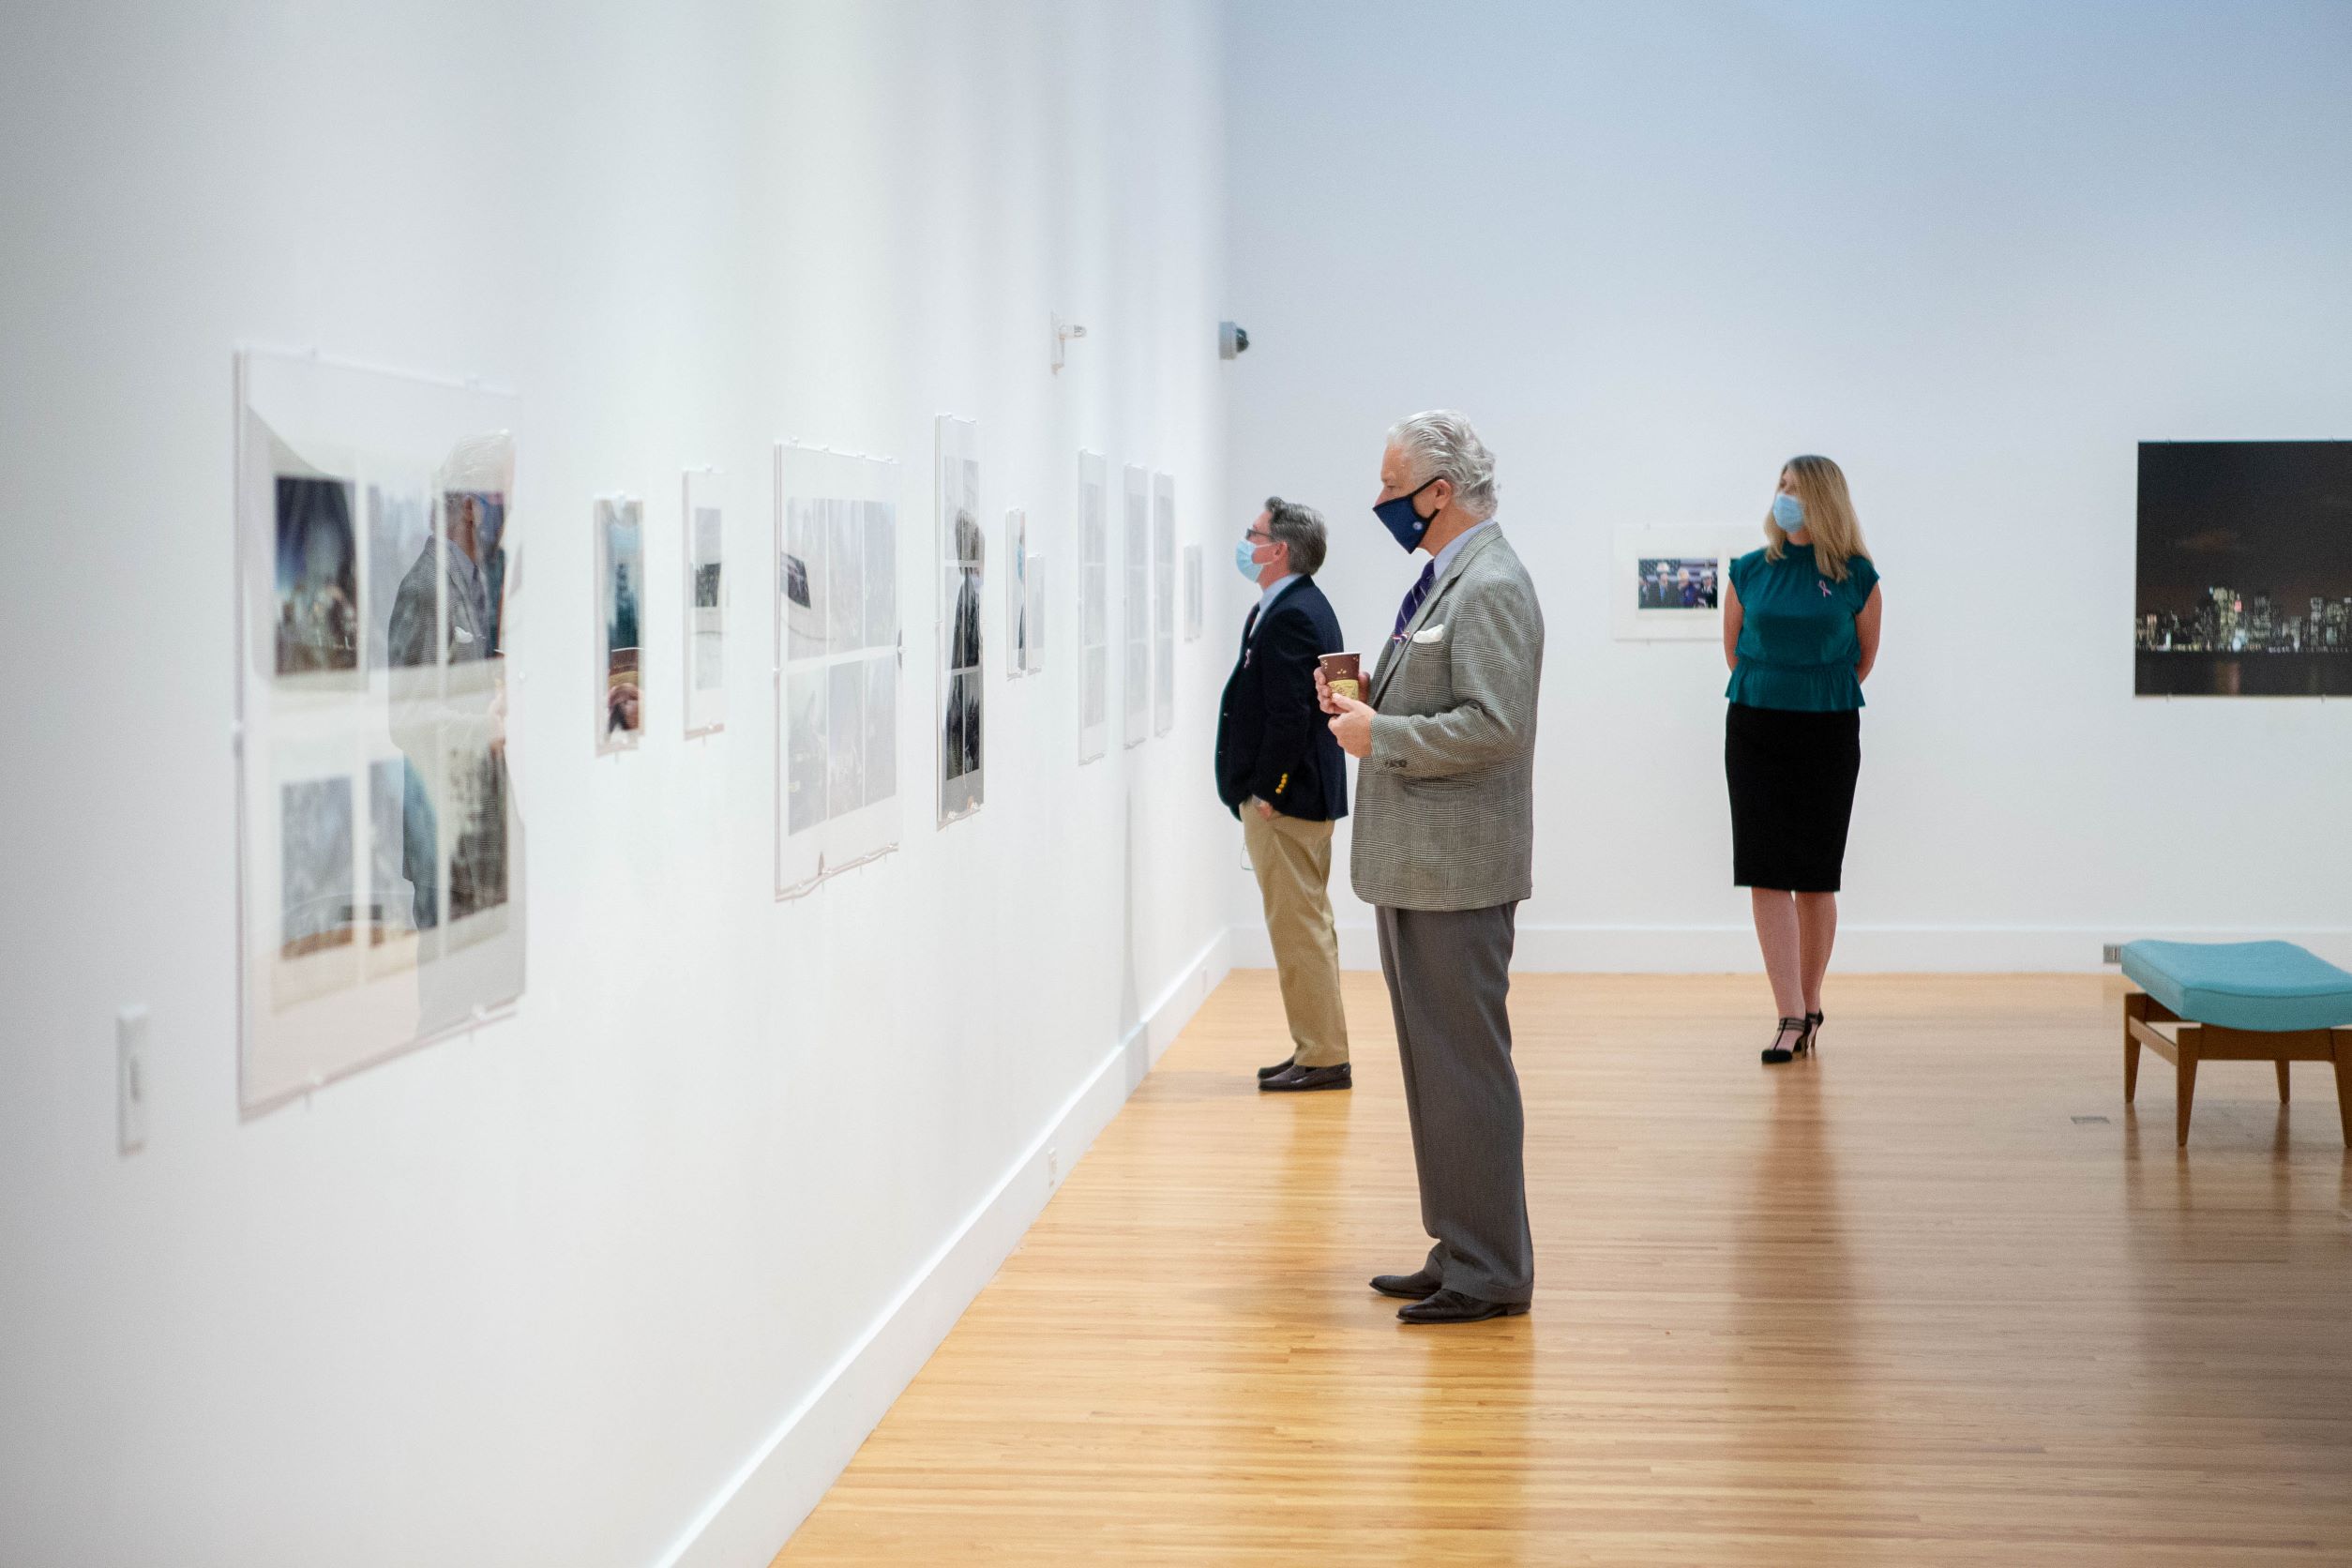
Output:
[1726, 1060, 1862, 1488]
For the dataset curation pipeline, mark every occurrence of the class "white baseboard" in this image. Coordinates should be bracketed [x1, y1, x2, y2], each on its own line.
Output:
[655, 927, 1233, 1568]
[1226, 923, 2352, 973]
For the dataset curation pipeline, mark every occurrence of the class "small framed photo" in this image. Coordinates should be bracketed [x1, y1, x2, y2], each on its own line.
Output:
[1610, 528, 1754, 641]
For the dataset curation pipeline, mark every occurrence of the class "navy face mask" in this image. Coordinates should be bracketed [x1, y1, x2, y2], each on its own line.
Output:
[1374, 476, 1442, 552]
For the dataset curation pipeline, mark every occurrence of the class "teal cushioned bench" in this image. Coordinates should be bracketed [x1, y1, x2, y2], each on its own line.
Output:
[2118, 940, 2352, 1145]
[2119, 940, 2352, 1033]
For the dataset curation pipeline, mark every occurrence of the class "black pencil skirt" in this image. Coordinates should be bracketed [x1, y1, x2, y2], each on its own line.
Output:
[1726, 702, 1862, 893]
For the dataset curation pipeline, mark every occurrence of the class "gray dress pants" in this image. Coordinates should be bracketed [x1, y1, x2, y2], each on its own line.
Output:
[1374, 901, 1532, 1304]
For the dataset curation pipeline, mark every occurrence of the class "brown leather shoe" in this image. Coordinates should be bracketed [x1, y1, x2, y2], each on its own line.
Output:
[1396, 1289, 1530, 1325]
[1260, 1063, 1351, 1093]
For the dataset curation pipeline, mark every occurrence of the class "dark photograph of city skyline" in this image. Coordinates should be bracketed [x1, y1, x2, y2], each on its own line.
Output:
[2136, 441, 2352, 696]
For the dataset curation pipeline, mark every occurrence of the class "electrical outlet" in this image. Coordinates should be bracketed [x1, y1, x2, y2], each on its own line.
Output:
[1046, 1147, 1061, 1185]
[117, 1006, 149, 1153]
[2101, 944, 2123, 965]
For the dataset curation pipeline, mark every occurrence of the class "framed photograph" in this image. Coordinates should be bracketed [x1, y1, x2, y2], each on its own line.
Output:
[596, 495, 645, 750]
[683, 467, 725, 736]
[1610, 527, 1753, 641]
[2135, 441, 2352, 697]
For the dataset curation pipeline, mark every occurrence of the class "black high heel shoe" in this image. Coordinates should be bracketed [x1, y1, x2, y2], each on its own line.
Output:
[1799, 1010, 1823, 1056]
[1761, 1017, 1808, 1064]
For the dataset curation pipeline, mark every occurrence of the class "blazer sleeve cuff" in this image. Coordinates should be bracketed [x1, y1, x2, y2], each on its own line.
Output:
[1367, 716, 1415, 773]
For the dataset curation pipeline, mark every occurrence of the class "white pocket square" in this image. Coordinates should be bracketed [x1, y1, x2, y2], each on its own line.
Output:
[453, 626, 475, 645]
[1411, 623, 1445, 643]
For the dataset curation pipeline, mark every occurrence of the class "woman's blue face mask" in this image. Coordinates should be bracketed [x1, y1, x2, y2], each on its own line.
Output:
[1772, 493, 1805, 533]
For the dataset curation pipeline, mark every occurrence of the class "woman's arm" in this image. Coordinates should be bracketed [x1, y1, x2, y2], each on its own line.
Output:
[1854, 582, 1883, 683]
[1721, 576, 1742, 672]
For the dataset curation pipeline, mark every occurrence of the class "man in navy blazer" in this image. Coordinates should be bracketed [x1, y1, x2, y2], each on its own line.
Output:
[1216, 497, 1352, 1092]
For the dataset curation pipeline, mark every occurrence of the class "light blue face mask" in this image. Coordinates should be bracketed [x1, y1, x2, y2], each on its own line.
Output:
[1772, 493, 1805, 533]
[1235, 535, 1266, 581]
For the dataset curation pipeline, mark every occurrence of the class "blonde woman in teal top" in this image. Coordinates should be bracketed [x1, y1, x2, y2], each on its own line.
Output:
[1721, 456, 1884, 1065]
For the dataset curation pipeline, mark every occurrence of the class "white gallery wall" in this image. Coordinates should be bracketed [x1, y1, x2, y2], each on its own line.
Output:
[0, 3, 1229, 1564]
[1222, 0, 2352, 972]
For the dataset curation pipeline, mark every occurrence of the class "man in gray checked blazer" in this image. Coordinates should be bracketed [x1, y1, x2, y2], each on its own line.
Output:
[1319, 409, 1545, 1326]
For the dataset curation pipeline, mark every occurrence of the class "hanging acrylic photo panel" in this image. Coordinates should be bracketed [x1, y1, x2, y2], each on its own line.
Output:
[774, 441, 903, 897]
[596, 495, 645, 749]
[234, 348, 523, 1113]
[683, 468, 725, 736]
[1122, 463, 1149, 748]
[1152, 471, 1176, 736]
[1183, 543, 1202, 642]
[937, 415, 984, 822]
[1025, 550, 1046, 672]
[1078, 450, 1109, 762]
[1006, 507, 1030, 676]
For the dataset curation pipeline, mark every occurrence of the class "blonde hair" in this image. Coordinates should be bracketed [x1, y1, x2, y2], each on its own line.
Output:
[1764, 454, 1868, 582]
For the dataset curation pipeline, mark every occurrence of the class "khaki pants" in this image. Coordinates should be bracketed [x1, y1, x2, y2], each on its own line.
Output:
[1242, 805, 1349, 1067]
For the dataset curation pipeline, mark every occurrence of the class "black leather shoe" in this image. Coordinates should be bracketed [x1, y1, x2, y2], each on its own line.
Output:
[1257, 1057, 1298, 1081]
[1397, 1289, 1530, 1325]
[1761, 1016, 1807, 1065]
[1370, 1271, 1442, 1300]
[1260, 1063, 1351, 1093]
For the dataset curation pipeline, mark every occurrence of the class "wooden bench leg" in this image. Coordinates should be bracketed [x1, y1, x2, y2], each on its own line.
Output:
[2177, 1048, 2197, 1147]
[2332, 1039, 2352, 1147]
[2123, 994, 2144, 1104]
[2276, 1060, 2291, 1102]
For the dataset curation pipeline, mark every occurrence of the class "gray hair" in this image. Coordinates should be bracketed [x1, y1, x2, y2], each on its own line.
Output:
[1385, 409, 1499, 521]
[1262, 495, 1327, 575]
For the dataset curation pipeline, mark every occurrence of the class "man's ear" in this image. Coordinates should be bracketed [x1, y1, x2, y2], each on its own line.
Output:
[1427, 478, 1454, 514]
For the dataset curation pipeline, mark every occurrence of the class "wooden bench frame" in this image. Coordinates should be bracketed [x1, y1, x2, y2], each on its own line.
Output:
[2123, 991, 2352, 1146]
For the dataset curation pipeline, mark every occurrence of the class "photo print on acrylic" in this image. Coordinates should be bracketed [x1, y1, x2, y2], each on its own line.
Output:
[366, 757, 423, 937]
[684, 468, 725, 736]
[236, 349, 524, 1113]
[1183, 543, 1203, 642]
[279, 774, 357, 962]
[774, 443, 905, 897]
[1122, 463, 1150, 747]
[364, 478, 430, 671]
[1636, 557, 1720, 611]
[1006, 507, 1031, 676]
[1025, 549, 1046, 673]
[2135, 441, 2352, 697]
[1078, 451, 1108, 762]
[275, 475, 360, 680]
[938, 416, 985, 822]
[596, 495, 644, 750]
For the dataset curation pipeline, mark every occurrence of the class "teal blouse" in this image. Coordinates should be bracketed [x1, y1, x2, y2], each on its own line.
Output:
[1726, 543, 1880, 712]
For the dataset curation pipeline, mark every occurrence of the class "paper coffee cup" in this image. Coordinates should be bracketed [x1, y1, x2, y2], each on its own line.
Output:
[1319, 652, 1362, 702]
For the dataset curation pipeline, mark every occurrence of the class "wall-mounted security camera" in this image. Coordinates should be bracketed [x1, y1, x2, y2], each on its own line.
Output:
[1218, 321, 1250, 359]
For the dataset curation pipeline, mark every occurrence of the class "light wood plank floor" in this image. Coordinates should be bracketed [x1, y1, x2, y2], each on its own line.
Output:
[778, 972, 2352, 1565]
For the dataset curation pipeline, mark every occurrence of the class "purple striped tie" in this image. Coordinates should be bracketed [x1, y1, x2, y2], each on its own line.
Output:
[1391, 561, 1437, 641]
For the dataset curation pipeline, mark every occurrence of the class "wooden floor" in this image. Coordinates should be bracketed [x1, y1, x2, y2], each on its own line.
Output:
[777, 972, 2352, 1565]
